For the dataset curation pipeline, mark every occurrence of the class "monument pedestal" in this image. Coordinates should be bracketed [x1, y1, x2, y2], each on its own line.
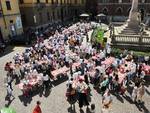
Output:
[111, 0, 150, 50]
[119, 0, 141, 35]
[127, 11, 140, 29]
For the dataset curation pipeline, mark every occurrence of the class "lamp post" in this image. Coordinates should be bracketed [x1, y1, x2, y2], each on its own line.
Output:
[139, 23, 143, 44]
[109, 22, 113, 38]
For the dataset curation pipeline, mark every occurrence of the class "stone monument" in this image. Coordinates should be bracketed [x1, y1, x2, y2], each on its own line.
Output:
[118, 0, 144, 35]
[127, 0, 140, 28]
[112, 0, 150, 50]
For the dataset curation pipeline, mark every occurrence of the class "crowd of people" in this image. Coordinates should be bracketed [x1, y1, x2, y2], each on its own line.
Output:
[3, 21, 150, 113]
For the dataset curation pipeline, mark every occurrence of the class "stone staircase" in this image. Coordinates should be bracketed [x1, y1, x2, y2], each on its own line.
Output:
[119, 26, 148, 36]
[112, 23, 150, 51]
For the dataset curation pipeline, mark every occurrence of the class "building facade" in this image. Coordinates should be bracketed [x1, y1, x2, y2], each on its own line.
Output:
[98, 0, 150, 22]
[85, 0, 97, 18]
[0, 0, 23, 41]
[19, 0, 85, 30]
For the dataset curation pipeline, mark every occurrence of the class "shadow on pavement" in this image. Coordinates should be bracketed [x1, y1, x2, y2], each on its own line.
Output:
[0, 45, 31, 58]
[0, 46, 14, 58]
[68, 104, 77, 113]
[51, 75, 68, 86]
[145, 88, 150, 96]
[122, 95, 133, 104]
[111, 92, 124, 103]
[43, 87, 52, 98]
[18, 84, 52, 106]
[135, 102, 150, 113]
[18, 95, 32, 106]
[5, 96, 15, 106]
[79, 109, 84, 113]
[86, 107, 91, 113]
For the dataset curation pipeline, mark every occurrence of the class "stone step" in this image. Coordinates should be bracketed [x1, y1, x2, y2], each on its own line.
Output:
[123, 29, 140, 32]
[121, 30, 140, 33]
[119, 32, 149, 36]
[112, 43, 150, 51]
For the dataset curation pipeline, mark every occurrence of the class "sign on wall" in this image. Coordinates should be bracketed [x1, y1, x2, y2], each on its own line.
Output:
[16, 16, 22, 29]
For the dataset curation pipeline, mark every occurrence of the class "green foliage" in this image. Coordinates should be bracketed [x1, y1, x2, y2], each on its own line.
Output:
[112, 47, 150, 57]
[91, 27, 105, 45]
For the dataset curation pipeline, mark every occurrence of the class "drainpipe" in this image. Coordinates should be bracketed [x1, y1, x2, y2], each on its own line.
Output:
[0, 0, 7, 28]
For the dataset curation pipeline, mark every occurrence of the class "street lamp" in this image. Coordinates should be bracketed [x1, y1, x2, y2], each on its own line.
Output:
[139, 23, 144, 44]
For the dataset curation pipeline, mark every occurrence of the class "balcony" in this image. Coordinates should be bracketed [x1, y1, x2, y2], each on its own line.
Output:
[98, 2, 150, 5]
[36, 3, 46, 9]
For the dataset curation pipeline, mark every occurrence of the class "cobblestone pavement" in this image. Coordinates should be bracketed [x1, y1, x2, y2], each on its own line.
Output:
[0, 46, 150, 113]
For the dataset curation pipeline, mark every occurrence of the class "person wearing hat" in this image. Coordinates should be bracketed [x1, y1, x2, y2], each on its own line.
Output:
[33, 101, 42, 113]
[77, 78, 89, 109]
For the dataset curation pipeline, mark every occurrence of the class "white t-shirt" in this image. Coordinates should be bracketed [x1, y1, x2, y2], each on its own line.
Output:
[43, 75, 49, 81]
[103, 94, 112, 105]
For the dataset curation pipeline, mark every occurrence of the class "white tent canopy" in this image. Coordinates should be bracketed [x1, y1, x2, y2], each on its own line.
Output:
[80, 13, 89, 17]
[97, 13, 106, 17]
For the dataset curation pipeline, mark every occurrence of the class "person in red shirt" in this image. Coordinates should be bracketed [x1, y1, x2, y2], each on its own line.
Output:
[33, 101, 42, 113]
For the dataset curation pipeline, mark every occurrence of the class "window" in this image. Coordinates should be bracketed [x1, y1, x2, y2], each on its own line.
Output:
[116, 7, 123, 15]
[0, 12, 2, 17]
[19, 0, 24, 4]
[52, 11, 55, 20]
[60, 0, 62, 4]
[57, 10, 59, 19]
[51, 0, 54, 4]
[6, 1, 11, 10]
[21, 14, 26, 25]
[75, 0, 77, 4]
[55, 0, 58, 4]
[102, 8, 108, 15]
[37, 0, 40, 3]
[47, 12, 50, 20]
[10, 20, 13, 23]
[81, 0, 84, 4]
[39, 12, 43, 23]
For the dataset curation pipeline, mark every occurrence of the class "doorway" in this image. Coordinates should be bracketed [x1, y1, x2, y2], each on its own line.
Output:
[10, 24, 17, 36]
[0, 28, 4, 43]
[140, 9, 145, 21]
[61, 8, 64, 22]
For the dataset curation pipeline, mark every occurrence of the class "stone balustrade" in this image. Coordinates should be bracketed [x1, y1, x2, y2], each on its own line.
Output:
[112, 35, 150, 46]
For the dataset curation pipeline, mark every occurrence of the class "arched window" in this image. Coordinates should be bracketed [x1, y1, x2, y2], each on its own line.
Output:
[102, 8, 108, 15]
[116, 7, 123, 15]
[140, 9, 145, 21]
